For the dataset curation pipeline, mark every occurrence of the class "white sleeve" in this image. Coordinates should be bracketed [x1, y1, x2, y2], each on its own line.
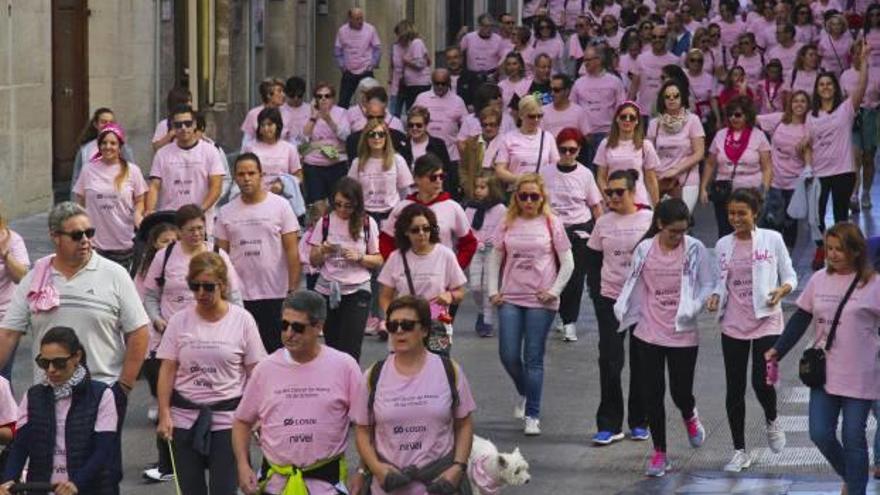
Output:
[487, 247, 502, 297]
[548, 249, 575, 297]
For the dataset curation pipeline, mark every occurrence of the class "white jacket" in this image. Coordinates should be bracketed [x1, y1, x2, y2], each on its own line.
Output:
[712, 228, 797, 322]
[614, 235, 714, 333]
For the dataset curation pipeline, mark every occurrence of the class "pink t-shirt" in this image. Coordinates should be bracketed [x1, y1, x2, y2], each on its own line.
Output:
[494, 215, 572, 310]
[281, 103, 313, 146]
[794, 24, 817, 45]
[634, 239, 698, 347]
[618, 54, 639, 86]
[378, 245, 467, 300]
[806, 98, 856, 178]
[541, 102, 591, 137]
[717, 18, 747, 51]
[796, 270, 880, 400]
[460, 31, 505, 72]
[152, 119, 170, 144]
[495, 129, 560, 176]
[347, 155, 414, 213]
[735, 53, 765, 89]
[646, 113, 705, 187]
[593, 138, 660, 205]
[410, 138, 429, 161]
[633, 52, 681, 114]
[74, 160, 148, 251]
[818, 31, 853, 76]
[498, 77, 534, 109]
[307, 213, 380, 295]
[786, 69, 818, 97]
[767, 43, 804, 81]
[541, 163, 603, 226]
[302, 106, 350, 166]
[721, 238, 784, 339]
[0, 378, 17, 427]
[215, 194, 300, 300]
[390, 43, 405, 95]
[0, 231, 28, 322]
[687, 71, 718, 119]
[156, 304, 267, 430]
[755, 80, 786, 115]
[465, 203, 507, 247]
[352, 353, 476, 495]
[143, 244, 242, 320]
[402, 38, 432, 86]
[757, 114, 807, 190]
[531, 37, 565, 67]
[234, 347, 364, 495]
[242, 140, 302, 188]
[412, 91, 468, 161]
[383, 198, 471, 254]
[149, 140, 226, 213]
[334, 22, 381, 75]
[841, 67, 880, 109]
[587, 210, 654, 299]
[709, 128, 771, 187]
[17, 387, 117, 486]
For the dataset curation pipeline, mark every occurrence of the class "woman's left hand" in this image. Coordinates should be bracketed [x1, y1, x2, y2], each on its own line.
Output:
[766, 286, 788, 306]
[342, 248, 362, 262]
[434, 292, 454, 306]
[536, 291, 557, 304]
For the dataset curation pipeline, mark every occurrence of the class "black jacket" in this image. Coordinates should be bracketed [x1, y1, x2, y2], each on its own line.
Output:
[452, 69, 481, 109]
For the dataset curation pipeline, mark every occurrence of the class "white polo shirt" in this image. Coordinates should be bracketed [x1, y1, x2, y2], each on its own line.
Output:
[1, 252, 149, 384]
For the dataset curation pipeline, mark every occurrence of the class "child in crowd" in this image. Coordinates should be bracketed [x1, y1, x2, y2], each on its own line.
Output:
[465, 170, 507, 337]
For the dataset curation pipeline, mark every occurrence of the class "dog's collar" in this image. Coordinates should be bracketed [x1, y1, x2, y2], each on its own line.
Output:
[470, 455, 504, 495]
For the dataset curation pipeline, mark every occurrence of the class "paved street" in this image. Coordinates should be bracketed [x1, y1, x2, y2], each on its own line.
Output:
[7, 204, 880, 494]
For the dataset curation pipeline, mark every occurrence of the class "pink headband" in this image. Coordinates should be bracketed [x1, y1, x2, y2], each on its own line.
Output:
[91, 123, 126, 162]
[617, 100, 642, 115]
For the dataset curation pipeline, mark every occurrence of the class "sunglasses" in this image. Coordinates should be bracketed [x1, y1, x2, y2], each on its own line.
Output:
[664, 92, 681, 100]
[517, 192, 542, 202]
[604, 188, 627, 197]
[187, 281, 218, 292]
[730, 111, 745, 119]
[366, 115, 385, 121]
[617, 113, 639, 123]
[35, 354, 74, 370]
[559, 146, 579, 155]
[408, 225, 433, 235]
[526, 113, 544, 120]
[334, 201, 354, 210]
[56, 228, 96, 241]
[315, 93, 333, 100]
[367, 131, 387, 139]
[387, 319, 419, 333]
[428, 172, 446, 182]
[407, 122, 425, 129]
[281, 320, 308, 334]
[172, 120, 195, 129]
[688, 57, 703, 63]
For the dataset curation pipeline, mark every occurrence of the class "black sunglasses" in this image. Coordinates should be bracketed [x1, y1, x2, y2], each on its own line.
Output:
[559, 146, 579, 155]
[408, 225, 433, 235]
[617, 114, 639, 122]
[187, 281, 217, 292]
[35, 354, 74, 370]
[387, 319, 419, 333]
[56, 228, 96, 241]
[315, 93, 333, 100]
[281, 320, 308, 334]
[517, 192, 542, 202]
[172, 120, 194, 129]
[367, 131, 387, 139]
[407, 122, 425, 129]
[604, 188, 627, 197]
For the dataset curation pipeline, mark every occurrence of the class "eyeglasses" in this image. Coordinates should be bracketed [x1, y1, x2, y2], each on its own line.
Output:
[366, 115, 385, 121]
[617, 113, 639, 123]
[550, 87, 565, 93]
[387, 319, 419, 333]
[730, 111, 745, 119]
[367, 131, 387, 139]
[35, 354, 74, 370]
[428, 172, 446, 182]
[187, 281, 217, 293]
[688, 57, 703, 63]
[526, 113, 544, 120]
[559, 146, 579, 155]
[664, 92, 681, 100]
[56, 228, 96, 241]
[517, 192, 542, 202]
[334, 201, 354, 210]
[408, 225, 433, 235]
[407, 122, 425, 129]
[281, 320, 308, 334]
[315, 93, 333, 100]
[604, 188, 627, 197]
[173, 120, 195, 129]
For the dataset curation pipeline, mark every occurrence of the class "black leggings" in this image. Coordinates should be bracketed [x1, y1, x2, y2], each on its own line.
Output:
[172, 428, 237, 495]
[244, 298, 284, 354]
[594, 296, 645, 433]
[558, 222, 594, 325]
[722, 333, 778, 450]
[818, 172, 857, 233]
[323, 289, 371, 363]
[635, 336, 698, 452]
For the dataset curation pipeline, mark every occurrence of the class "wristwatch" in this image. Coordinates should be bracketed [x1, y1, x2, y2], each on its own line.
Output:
[452, 461, 468, 471]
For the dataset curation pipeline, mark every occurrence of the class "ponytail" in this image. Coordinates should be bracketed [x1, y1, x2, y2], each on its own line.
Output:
[636, 197, 690, 246]
[113, 157, 130, 192]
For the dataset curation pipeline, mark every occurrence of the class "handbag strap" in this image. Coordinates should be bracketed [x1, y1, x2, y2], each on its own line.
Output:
[535, 131, 545, 173]
[824, 275, 860, 350]
[401, 250, 417, 295]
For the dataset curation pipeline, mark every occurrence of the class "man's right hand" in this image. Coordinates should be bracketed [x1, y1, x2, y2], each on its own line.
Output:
[153, 318, 168, 334]
[237, 463, 259, 495]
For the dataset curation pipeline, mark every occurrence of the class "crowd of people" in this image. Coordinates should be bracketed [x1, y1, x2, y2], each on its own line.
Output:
[0, 0, 880, 494]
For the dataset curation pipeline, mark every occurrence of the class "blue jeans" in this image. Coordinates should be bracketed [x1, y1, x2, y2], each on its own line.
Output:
[497, 303, 554, 418]
[873, 400, 880, 467]
[809, 387, 873, 495]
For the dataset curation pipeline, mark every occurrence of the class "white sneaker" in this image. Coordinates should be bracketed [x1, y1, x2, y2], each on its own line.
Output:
[143, 467, 174, 482]
[723, 450, 751, 472]
[147, 405, 158, 423]
[513, 397, 526, 419]
[562, 323, 578, 342]
[766, 419, 786, 453]
[524, 417, 541, 435]
[553, 315, 563, 333]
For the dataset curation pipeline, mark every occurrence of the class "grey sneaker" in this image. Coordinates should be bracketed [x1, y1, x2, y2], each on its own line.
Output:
[766, 418, 786, 453]
[513, 396, 526, 419]
[723, 450, 751, 472]
[524, 417, 541, 436]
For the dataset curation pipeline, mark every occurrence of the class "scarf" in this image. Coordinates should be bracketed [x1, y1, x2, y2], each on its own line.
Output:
[659, 111, 689, 134]
[723, 127, 752, 166]
[468, 456, 503, 495]
[466, 199, 504, 231]
[39, 364, 87, 400]
[27, 255, 60, 313]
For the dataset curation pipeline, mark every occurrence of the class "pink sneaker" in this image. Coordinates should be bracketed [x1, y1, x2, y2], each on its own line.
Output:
[364, 316, 380, 336]
[645, 449, 670, 477]
[684, 410, 705, 448]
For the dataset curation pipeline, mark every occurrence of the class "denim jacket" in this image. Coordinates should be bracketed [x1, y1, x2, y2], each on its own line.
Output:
[614, 235, 714, 333]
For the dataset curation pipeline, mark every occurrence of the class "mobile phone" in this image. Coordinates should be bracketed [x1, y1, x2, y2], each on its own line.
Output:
[765, 359, 779, 386]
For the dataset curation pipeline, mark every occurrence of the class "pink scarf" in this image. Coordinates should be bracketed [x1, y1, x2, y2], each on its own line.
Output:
[723, 127, 752, 167]
[26, 256, 59, 313]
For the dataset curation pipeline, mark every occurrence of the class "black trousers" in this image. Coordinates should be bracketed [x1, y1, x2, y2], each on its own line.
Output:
[818, 172, 857, 232]
[558, 221, 594, 325]
[635, 336, 698, 452]
[595, 296, 645, 433]
[172, 428, 237, 495]
[323, 290, 371, 362]
[303, 162, 348, 205]
[244, 298, 285, 354]
[339, 70, 375, 109]
[722, 333, 778, 450]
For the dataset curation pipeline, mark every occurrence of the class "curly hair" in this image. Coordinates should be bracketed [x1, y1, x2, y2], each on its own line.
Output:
[393, 203, 440, 252]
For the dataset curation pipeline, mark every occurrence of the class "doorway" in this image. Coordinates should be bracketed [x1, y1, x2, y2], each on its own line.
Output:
[51, 0, 89, 199]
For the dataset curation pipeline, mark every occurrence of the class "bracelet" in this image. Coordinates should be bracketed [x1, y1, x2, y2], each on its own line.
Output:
[452, 461, 468, 470]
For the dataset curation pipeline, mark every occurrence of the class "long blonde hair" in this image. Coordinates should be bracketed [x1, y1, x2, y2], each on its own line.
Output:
[504, 173, 553, 227]
[357, 119, 396, 172]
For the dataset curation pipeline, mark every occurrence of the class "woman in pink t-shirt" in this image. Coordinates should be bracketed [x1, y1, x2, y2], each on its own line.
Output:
[792, 5, 817, 45]
[755, 59, 786, 115]
[156, 252, 267, 495]
[396, 21, 433, 112]
[531, 19, 565, 72]
[492, 95, 561, 185]
[73, 124, 147, 269]
[465, 171, 507, 337]
[732, 34, 765, 89]
[706, 189, 796, 472]
[240, 78, 286, 148]
[648, 80, 707, 212]
[354, 296, 476, 495]
[585, 169, 653, 445]
[766, 223, 880, 495]
[301, 82, 352, 205]
[786, 44, 820, 98]
[498, 52, 534, 109]
[242, 106, 303, 188]
[308, 177, 383, 362]
[487, 174, 574, 436]
[684, 49, 722, 136]
[613, 198, 713, 477]
[594, 101, 661, 207]
[701, 96, 772, 238]
[818, 15, 853, 77]
[348, 120, 414, 216]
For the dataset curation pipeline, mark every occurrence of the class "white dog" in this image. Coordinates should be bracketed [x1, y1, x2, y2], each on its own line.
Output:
[467, 434, 531, 494]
